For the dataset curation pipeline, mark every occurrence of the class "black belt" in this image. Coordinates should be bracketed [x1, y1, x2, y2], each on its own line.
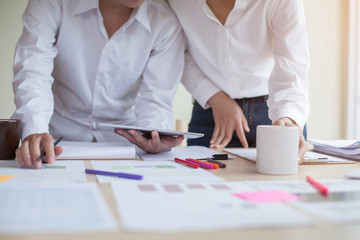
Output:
[236, 95, 268, 103]
[193, 95, 268, 108]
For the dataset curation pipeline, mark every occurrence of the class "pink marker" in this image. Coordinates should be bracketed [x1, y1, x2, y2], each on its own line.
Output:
[186, 158, 213, 169]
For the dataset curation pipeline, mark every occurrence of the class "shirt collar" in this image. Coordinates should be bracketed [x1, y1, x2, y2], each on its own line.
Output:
[72, 0, 98, 16]
[132, 1, 151, 33]
[72, 0, 151, 33]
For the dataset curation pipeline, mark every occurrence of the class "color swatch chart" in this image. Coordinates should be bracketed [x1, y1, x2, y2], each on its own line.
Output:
[111, 181, 312, 232]
[91, 160, 223, 183]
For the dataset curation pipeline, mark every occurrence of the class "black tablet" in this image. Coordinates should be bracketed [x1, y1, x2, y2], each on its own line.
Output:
[95, 123, 204, 139]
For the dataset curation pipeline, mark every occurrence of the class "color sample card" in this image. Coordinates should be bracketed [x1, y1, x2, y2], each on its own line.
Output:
[91, 160, 224, 183]
[233, 190, 301, 203]
[111, 181, 313, 232]
[0, 160, 86, 183]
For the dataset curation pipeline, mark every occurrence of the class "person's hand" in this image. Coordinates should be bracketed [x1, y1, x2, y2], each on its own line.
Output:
[207, 91, 250, 149]
[115, 129, 184, 154]
[273, 117, 307, 163]
[15, 133, 63, 169]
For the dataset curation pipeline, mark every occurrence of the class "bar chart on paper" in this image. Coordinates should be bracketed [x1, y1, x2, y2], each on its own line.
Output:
[90, 160, 224, 183]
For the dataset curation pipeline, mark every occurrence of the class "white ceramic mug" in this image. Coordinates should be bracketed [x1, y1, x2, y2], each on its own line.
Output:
[256, 125, 299, 175]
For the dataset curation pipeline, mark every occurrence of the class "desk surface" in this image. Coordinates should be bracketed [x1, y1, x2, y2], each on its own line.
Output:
[2, 156, 360, 240]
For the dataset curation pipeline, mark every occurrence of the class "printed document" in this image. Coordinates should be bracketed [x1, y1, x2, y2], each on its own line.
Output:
[0, 160, 86, 183]
[57, 141, 136, 159]
[0, 182, 117, 234]
[111, 181, 312, 232]
[91, 160, 224, 183]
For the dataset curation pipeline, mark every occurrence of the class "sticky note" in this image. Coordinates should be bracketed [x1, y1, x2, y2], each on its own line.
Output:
[0, 176, 15, 182]
[233, 190, 301, 203]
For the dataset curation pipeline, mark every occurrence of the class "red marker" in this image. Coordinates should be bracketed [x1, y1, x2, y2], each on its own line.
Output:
[306, 176, 329, 197]
[174, 158, 199, 169]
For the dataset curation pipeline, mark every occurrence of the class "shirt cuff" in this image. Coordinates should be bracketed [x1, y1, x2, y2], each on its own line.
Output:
[270, 106, 308, 130]
[192, 79, 221, 109]
[21, 115, 50, 141]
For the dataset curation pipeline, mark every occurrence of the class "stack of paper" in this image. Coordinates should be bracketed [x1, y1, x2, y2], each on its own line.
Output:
[308, 140, 360, 161]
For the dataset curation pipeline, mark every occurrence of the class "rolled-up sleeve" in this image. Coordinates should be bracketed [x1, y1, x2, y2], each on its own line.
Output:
[267, 0, 310, 128]
[12, 0, 60, 140]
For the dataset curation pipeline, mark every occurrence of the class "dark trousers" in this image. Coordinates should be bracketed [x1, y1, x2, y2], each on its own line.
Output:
[187, 96, 307, 147]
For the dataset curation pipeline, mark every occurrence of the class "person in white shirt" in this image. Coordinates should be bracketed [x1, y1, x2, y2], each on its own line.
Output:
[12, 0, 185, 168]
[169, 0, 309, 160]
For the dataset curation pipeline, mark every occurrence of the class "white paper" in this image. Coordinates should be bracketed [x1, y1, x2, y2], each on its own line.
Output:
[224, 148, 257, 162]
[0, 182, 117, 234]
[223, 148, 354, 164]
[111, 181, 312, 232]
[57, 141, 136, 159]
[244, 179, 360, 194]
[345, 168, 360, 179]
[294, 201, 360, 224]
[91, 160, 224, 183]
[0, 160, 86, 183]
[304, 151, 354, 163]
[139, 146, 226, 161]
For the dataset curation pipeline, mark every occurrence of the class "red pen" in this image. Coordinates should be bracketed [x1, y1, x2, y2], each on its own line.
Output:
[174, 158, 199, 169]
[306, 176, 329, 197]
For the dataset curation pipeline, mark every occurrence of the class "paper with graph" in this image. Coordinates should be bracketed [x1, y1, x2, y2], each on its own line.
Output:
[111, 181, 313, 232]
[0, 160, 86, 183]
[0, 182, 117, 234]
[91, 160, 224, 183]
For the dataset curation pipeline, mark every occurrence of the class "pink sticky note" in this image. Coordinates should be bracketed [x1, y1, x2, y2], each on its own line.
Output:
[233, 190, 301, 203]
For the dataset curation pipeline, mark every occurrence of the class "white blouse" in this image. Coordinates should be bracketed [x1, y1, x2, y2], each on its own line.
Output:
[169, 0, 310, 128]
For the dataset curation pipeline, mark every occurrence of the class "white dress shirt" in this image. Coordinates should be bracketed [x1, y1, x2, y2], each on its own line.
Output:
[169, 0, 310, 128]
[12, 0, 184, 142]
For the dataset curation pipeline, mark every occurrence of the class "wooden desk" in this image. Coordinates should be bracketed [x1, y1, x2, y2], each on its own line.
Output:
[2, 157, 360, 240]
